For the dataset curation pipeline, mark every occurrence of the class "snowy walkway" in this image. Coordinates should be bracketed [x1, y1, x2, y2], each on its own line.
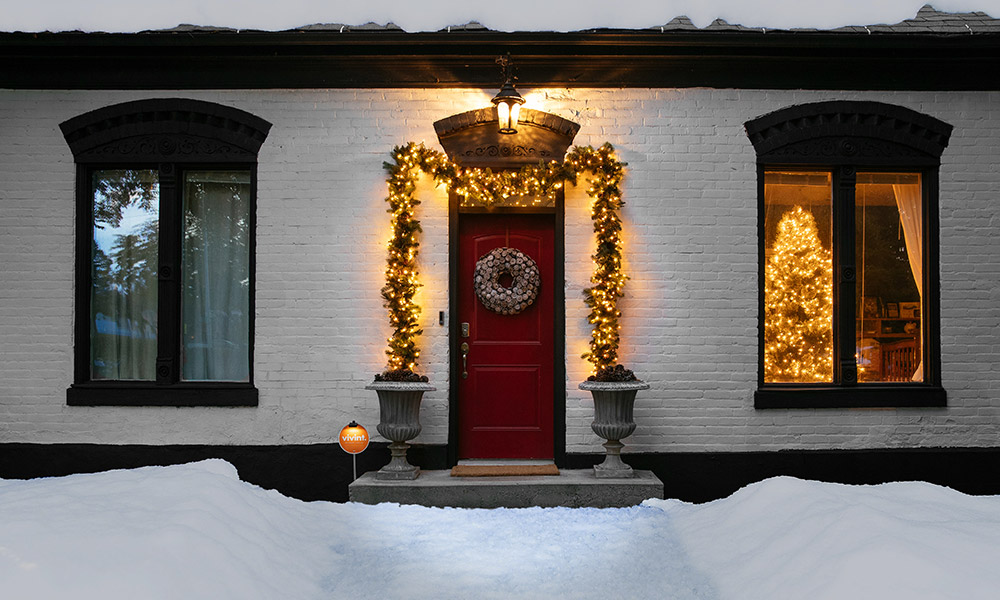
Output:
[2, 460, 999, 599]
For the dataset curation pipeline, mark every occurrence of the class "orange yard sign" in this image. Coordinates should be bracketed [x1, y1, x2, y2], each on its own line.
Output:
[339, 421, 369, 455]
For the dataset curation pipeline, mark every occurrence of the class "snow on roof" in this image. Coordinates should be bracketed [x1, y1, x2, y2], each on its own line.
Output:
[279, 6, 1000, 36]
[3, 2, 1000, 35]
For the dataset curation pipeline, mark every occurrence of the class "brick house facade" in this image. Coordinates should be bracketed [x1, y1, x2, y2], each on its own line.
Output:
[3, 7, 1000, 501]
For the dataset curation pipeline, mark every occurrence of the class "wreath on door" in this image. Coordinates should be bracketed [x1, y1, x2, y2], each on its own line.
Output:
[474, 247, 541, 315]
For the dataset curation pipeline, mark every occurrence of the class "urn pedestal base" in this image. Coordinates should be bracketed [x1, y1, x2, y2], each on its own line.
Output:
[365, 381, 435, 482]
[593, 440, 634, 479]
[376, 441, 420, 480]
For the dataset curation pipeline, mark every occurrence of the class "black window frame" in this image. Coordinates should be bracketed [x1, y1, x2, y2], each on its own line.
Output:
[60, 99, 272, 406]
[745, 101, 951, 409]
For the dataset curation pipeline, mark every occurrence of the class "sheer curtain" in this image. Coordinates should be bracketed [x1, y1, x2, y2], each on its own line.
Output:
[893, 182, 923, 381]
[182, 171, 251, 381]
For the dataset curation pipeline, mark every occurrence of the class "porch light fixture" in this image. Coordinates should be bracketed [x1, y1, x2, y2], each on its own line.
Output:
[492, 54, 525, 134]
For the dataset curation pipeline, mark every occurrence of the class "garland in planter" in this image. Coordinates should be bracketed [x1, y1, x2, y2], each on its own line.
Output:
[380, 142, 628, 375]
[567, 145, 629, 373]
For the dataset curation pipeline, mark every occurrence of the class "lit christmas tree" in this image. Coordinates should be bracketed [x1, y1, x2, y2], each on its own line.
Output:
[764, 206, 834, 382]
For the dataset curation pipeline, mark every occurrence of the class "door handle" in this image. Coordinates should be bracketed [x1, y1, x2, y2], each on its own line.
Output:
[460, 342, 469, 379]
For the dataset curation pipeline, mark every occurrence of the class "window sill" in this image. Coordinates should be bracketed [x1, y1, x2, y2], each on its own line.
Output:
[755, 385, 946, 409]
[67, 383, 259, 407]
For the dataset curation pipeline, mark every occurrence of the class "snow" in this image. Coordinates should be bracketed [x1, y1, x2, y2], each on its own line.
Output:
[1, 0, 999, 33]
[3, 461, 1000, 599]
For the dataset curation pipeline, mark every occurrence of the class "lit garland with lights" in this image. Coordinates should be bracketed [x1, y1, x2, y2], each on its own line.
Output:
[764, 206, 834, 382]
[566, 145, 629, 372]
[381, 144, 427, 372]
[380, 142, 629, 375]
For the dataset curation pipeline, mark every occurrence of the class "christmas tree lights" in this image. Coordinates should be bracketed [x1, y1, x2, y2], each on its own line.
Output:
[764, 206, 834, 382]
[380, 142, 629, 376]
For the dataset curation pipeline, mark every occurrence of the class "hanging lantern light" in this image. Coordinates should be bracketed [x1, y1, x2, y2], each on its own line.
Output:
[492, 53, 525, 134]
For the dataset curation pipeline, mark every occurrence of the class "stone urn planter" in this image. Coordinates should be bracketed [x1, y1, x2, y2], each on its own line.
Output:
[365, 381, 435, 480]
[579, 379, 650, 479]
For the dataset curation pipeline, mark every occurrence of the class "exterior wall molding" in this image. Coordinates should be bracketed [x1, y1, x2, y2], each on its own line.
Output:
[744, 100, 953, 165]
[59, 98, 272, 163]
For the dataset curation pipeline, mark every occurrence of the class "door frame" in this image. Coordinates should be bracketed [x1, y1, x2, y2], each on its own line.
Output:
[447, 192, 566, 467]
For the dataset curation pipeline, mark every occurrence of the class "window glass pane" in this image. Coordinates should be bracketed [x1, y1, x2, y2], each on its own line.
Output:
[91, 169, 160, 380]
[763, 171, 834, 383]
[181, 171, 251, 382]
[855, 173, 923, 383]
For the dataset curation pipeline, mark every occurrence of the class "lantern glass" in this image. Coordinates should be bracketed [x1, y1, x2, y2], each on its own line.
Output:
[497, 101, 511, 132]
[509, 102, 521, 130]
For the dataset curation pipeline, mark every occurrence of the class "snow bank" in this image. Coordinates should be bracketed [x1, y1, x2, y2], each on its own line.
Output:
[3, 462, 1000, 599]
[646, 476, 1000, 600]
[2, 1, 999, 34]
[0, 460, 337, 600]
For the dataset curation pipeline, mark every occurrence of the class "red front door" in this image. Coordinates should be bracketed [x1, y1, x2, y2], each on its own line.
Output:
[458, 214, 554, 459]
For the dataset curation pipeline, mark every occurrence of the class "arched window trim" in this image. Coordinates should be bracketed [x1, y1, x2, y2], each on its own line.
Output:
[745, 100, 952, 166]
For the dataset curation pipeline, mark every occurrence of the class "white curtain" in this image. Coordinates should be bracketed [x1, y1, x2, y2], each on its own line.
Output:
[181, 171, 251, 381]
[893, 182, 923, 382]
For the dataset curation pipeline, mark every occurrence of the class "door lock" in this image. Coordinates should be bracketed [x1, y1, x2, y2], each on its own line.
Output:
[460, 342, 470, 379]
[461, 322, 470, 338]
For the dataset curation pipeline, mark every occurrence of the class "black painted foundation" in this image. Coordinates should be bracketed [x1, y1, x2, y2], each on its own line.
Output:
[3, 443, 999, 504]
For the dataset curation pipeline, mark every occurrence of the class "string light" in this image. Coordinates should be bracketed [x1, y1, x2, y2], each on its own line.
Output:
[380, 142, 629, 375]
[764, 206, 834, 382]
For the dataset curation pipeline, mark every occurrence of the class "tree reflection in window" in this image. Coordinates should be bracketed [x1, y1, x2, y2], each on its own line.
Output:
[90, 169, 159, 380]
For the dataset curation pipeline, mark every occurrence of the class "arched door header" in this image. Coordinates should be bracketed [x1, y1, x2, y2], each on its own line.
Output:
[434, 107, 580, 167]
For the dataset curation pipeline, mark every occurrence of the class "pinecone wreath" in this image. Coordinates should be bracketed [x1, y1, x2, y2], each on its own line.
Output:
[473, 247, 541, 315]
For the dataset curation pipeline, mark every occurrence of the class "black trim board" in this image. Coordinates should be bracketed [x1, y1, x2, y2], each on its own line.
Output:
[3, 31, 1000, 90]
[4, 444, 1000, 504]
[66, 383, 259, 407]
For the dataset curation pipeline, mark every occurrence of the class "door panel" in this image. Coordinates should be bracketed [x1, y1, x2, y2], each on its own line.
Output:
[458, 214, 554, 459]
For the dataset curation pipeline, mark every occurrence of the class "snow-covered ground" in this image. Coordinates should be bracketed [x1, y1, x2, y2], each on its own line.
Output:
[2, 461, 999, 599]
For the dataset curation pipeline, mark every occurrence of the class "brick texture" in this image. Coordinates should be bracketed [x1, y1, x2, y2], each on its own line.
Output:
[1, 88, 998, 453]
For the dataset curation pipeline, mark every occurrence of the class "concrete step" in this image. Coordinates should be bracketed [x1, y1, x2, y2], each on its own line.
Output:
[348, 469, 664, 508]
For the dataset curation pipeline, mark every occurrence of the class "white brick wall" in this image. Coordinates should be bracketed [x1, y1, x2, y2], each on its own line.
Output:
[1, 88, 999, 453]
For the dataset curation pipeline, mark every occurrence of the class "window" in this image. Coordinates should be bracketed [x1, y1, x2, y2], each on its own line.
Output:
[61, 99, 271, 406]
[745, 101, 951, 408]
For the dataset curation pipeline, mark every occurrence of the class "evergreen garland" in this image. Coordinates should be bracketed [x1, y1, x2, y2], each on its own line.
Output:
[381, 143, 425, 372]
[567, 144, 629, 372]
[380, 142, 628, 376]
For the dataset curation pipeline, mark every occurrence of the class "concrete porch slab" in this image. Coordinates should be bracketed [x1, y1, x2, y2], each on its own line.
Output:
[348, 469, 663, 508]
